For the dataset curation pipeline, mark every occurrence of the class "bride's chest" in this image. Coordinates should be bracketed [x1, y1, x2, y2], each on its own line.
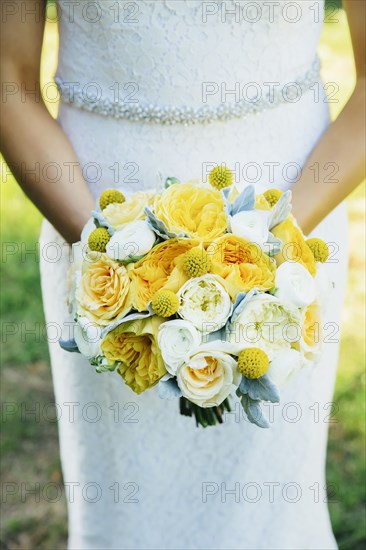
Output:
[56, 0, 325, 38]
[56, 0, 325, 88]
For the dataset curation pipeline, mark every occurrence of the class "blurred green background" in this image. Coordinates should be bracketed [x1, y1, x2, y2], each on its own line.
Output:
[1, 2, 365, 549]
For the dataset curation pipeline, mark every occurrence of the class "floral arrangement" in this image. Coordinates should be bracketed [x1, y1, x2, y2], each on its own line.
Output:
[61, 166, 330, 428]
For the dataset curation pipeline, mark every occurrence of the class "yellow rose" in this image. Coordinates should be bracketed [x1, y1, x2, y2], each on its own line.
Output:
[76, 252, 132, 325]
[103, 191, 154, 230]
[101, 316, 167, 394]
[153, 183, 227, 241]
[272, 219, 316, 276]
[209, 234, 276, 299]
[129, 238, 200, 311]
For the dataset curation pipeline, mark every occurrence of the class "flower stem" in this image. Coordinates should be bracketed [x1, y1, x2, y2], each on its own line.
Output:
[179, 397, 231, 428]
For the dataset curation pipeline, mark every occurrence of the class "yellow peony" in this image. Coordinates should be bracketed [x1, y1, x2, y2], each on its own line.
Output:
[129, 238, 200, 311]
[101, 316, 167, 394]
[272, 219, 316, 276]
[152, 183, 227, 241]
[209, 234, 276, 299]
[103, 191, 154, 230]
[76, 252, 132, 325]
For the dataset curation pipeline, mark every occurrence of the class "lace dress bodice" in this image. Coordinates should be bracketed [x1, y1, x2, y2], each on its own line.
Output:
[57, 0, 323, 107]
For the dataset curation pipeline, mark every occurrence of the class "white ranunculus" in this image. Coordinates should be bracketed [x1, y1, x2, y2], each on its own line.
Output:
[274, 262, 316, 309]
[230, 210, 270, 250]
[176, 348, 241, 407]
[267, 349, 304, 388]
[228, 293, 301, 360]
[177, 274, 232, 333]
[158, 320, 202, 375]
[74, 317, 102, 359]
[106, 220, 155, 261]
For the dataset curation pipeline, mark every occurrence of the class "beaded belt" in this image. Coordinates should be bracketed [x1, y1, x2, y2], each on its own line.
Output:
[55, 57, 320, 125]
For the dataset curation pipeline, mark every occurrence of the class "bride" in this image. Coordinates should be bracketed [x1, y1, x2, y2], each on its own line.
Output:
[1, 1, 365, 548]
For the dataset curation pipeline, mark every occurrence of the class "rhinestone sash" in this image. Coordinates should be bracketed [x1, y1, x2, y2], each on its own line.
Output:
[55, 57, 321, 125]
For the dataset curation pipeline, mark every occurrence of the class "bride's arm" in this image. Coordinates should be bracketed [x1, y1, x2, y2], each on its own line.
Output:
[291, 0, 365, 235]
[0, 0, 94, 244]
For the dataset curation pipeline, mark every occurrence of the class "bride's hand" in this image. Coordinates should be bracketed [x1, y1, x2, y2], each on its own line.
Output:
[0, 0, 95, 244]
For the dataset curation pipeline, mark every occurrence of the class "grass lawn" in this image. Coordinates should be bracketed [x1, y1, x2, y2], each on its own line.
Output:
[1, 6, 365, 549]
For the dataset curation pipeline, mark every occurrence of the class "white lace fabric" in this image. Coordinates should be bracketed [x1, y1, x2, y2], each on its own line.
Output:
[40, 1, 347, 548]
[57, 0, 323, 107]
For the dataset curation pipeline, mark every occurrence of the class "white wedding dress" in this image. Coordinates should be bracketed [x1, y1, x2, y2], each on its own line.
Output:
[40, 1, 349, 548]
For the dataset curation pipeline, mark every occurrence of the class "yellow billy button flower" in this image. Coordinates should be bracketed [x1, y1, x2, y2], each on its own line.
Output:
[263, 188, 283, 208]
[182, 247, 212, 278]
[151, 289, 180, 317]
[99, 189, 125, 210]
[88, 227, 111, 253]
[306, 238, 329, 263]
[208, 165, 234, 190]
[237, 348, 269, 379]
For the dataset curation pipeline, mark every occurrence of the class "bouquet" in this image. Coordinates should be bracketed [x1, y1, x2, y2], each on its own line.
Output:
[60, 166, 330, 428]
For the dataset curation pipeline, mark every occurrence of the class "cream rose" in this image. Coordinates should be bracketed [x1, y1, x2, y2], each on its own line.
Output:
[275, 262, 316, 309]
[228, 293, 301, 360]
[106, 220, 156, 262]
[103, 191, 154, 230]
[76, 252, 132, 325]
[177, 274, 232, 333]
[176, 348, 241, 407]
[158, 320, 201, 375]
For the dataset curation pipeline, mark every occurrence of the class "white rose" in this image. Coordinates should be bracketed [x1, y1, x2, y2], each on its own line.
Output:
[230, 210, 270, 250]
[176, 348, 241, 407]
[158, 320, 201, 375]
[275, 262, 316, 309]
[74, 317, 102, 359]
[177, 274, 232, 333]
[228, 293, 301, 360]
[106, 220, 156, 261]
[267, 349, 304, 388]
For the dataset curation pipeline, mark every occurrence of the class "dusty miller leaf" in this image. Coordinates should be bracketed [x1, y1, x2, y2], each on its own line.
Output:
[238, 393, 269, 429]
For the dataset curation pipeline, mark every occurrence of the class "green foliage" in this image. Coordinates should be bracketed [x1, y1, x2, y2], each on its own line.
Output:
[326, 0, 343, 9]
[1, 172, 48, 364]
